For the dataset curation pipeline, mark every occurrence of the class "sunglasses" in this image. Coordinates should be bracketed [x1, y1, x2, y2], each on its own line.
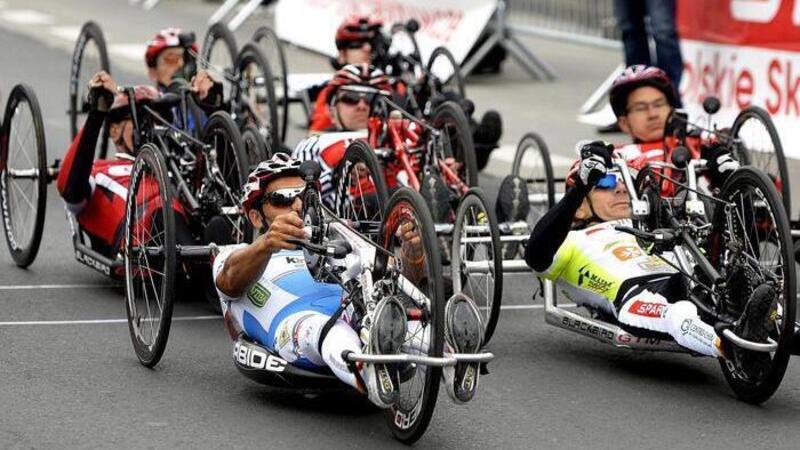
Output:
[337, 90, 375, 106]
[595, 172, 623, 190]
[342, 39, 372, 50]
[263, 186, 305, 208]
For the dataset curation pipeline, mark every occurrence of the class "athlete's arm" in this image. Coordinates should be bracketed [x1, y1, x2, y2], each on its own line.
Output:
[524, 184, 589, 272]
[215, 211, 307, 298]
[56, 111, 105, 210]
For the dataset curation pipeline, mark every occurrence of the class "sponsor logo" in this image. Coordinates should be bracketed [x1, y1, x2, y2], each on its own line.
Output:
[617, 333, 662, 345]
[561, 316, 614, 341]
[286, 256, 304, 265]
[680, 319, 715, 343]
[246, 283, 271, 307]
[463, 365, 476, 391]
[628, 300, 666, 318]
[0, 175, 18, 251]
[577, 264, 614, 293]
[638, 257, 667, 272]
[75, 250, 111, 276]
[379, 369, 394, 393]
[276, 323, 291, 349]
[612, 245, 643, 262]
[233, 341, 287, 372]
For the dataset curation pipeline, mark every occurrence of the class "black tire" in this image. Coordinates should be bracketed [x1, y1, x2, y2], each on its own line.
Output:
[710, 167, 795, 404]
[379, 187, 444, 444]
[390, 25, 422, 67]
[430, 101, 478, 190]
[426, 46, 465, 99]
[0, 84, 48, 268]
[124, 144, 176, 367]
[69, 21, 111, 159]
[241, 122, 270, 170]
[235, 43, 280, 151]
[332, 140, 389, 238]
[731, 106, 791, 214]
[202, 111, 251, 245]
[251, 26, 289, 144]
[507, 132, 554, 258]
[451, 188, 503, 345]
[201, 22, 238, 101]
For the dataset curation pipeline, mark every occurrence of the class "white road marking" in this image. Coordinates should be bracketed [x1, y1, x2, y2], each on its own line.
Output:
[0, 9, 54, 25]
[0, 316, 220, 326]
[0, 284, 120, 290]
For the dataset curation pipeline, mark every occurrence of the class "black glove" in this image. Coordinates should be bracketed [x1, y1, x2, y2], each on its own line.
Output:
[87, 86, 115, 114]
[577, 140, 614, 187]
[703, 142, 739, 187]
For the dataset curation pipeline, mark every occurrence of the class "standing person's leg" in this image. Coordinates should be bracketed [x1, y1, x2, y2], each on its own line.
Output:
[645, 0, 683, 106]
[614, 0, 651, 66]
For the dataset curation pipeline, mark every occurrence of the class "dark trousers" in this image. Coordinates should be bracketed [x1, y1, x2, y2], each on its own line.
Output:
[614, 0, 683, 106]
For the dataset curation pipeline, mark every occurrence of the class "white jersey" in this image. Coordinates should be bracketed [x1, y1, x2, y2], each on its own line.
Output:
[213, 245, 344, 368]
[292, 130, 368, 208]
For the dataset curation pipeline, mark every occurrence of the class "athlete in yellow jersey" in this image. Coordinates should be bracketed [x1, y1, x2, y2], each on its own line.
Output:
[525, 141, 774, 362]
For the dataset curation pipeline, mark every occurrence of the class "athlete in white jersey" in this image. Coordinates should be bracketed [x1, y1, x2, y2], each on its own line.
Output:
[213, 153, 484, 407]
[525, 141, 775, 362]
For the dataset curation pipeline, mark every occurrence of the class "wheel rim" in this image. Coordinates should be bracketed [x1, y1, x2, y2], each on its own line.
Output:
[206, 39, 235, 101]
[254, 31, 287, 143]
[75, 39, 103, 129]
[339, 159, 384, 230]
[716, 181, 790, 383]
[734, 117, 786, 202]
[515, 138, 551, 228]
[382, 199, 439, 434]
[240, 57, 274, 148]
[205, 126, 247, 244]
[125, 161, 170, 351]
[428, 51, 462, 96]
[453, 197, 498, 336]
[2, 99, 40, 252]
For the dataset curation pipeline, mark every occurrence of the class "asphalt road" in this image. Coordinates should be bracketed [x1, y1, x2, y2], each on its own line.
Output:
[3, 2, 800, 449]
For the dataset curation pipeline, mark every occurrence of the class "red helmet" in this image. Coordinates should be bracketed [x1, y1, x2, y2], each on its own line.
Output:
[241, 153, 304, 212]
[609, 65, 677, 117]
[335, 15, 383, 49]
[329, 63, 391, 93]
[145, 28, 198, 68]
[108, 85, 160, 123]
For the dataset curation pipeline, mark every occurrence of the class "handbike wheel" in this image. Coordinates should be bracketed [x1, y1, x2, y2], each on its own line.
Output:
[451, 188, 502, 345]
[68, 21, 111, 158]
[251, 26, 289, 145]
[0, 84, 48, 268]
[201, 22, 238, 102]
[332, 140, 389, 238]
[202, 111, 251, 245]
[124, 144, 176, 368]
[710, 167, 795, 404]
[241, 122, 271, 170]
[426, 46, 465, 99]
[430, 100, 478, 190]
[730, 106, 791, 214]
[236, 43, 280, 151]
[379, 187, 444, 444]
[506, 132, 554, 258]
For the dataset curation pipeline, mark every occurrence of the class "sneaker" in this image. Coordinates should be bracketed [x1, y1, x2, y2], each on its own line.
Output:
[723, 284, 776, 378]
[442, 294, 483, 404]
[361, 297, 407, 408]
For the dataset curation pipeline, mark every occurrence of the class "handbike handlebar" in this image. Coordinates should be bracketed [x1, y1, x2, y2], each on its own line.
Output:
[614, 225, 677, 245]
[286, 238, 352, 259]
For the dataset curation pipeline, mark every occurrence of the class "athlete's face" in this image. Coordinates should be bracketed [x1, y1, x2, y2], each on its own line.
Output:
[337, 41, 373, 65]
[335, 91, 371, 130]
[575, 175, 631, 222]
[148, 47, 184, 86]
[109, 119, 134, 153]
[618, 86, 672, 143]
[247, 175, 305, 229]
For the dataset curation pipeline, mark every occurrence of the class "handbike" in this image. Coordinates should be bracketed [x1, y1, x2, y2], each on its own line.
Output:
[131, 160, 493, 444]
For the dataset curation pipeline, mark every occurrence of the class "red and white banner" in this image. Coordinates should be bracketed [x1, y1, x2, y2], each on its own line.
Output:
[678, 0, 800, 158]
[275, 0, 496, 67]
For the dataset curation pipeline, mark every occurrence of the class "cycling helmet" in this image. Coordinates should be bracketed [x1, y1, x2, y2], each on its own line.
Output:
[145, 28, 198, 68]
[609, 65, 677, 117]
[335, 15, 383, 50]
[241, 153, 304, 212]
[107, 85, 160, 123]
[329, 63, 391, 92]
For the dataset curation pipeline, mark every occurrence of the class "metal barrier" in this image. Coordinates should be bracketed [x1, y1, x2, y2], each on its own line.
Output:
[507, 0, 620, 48]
